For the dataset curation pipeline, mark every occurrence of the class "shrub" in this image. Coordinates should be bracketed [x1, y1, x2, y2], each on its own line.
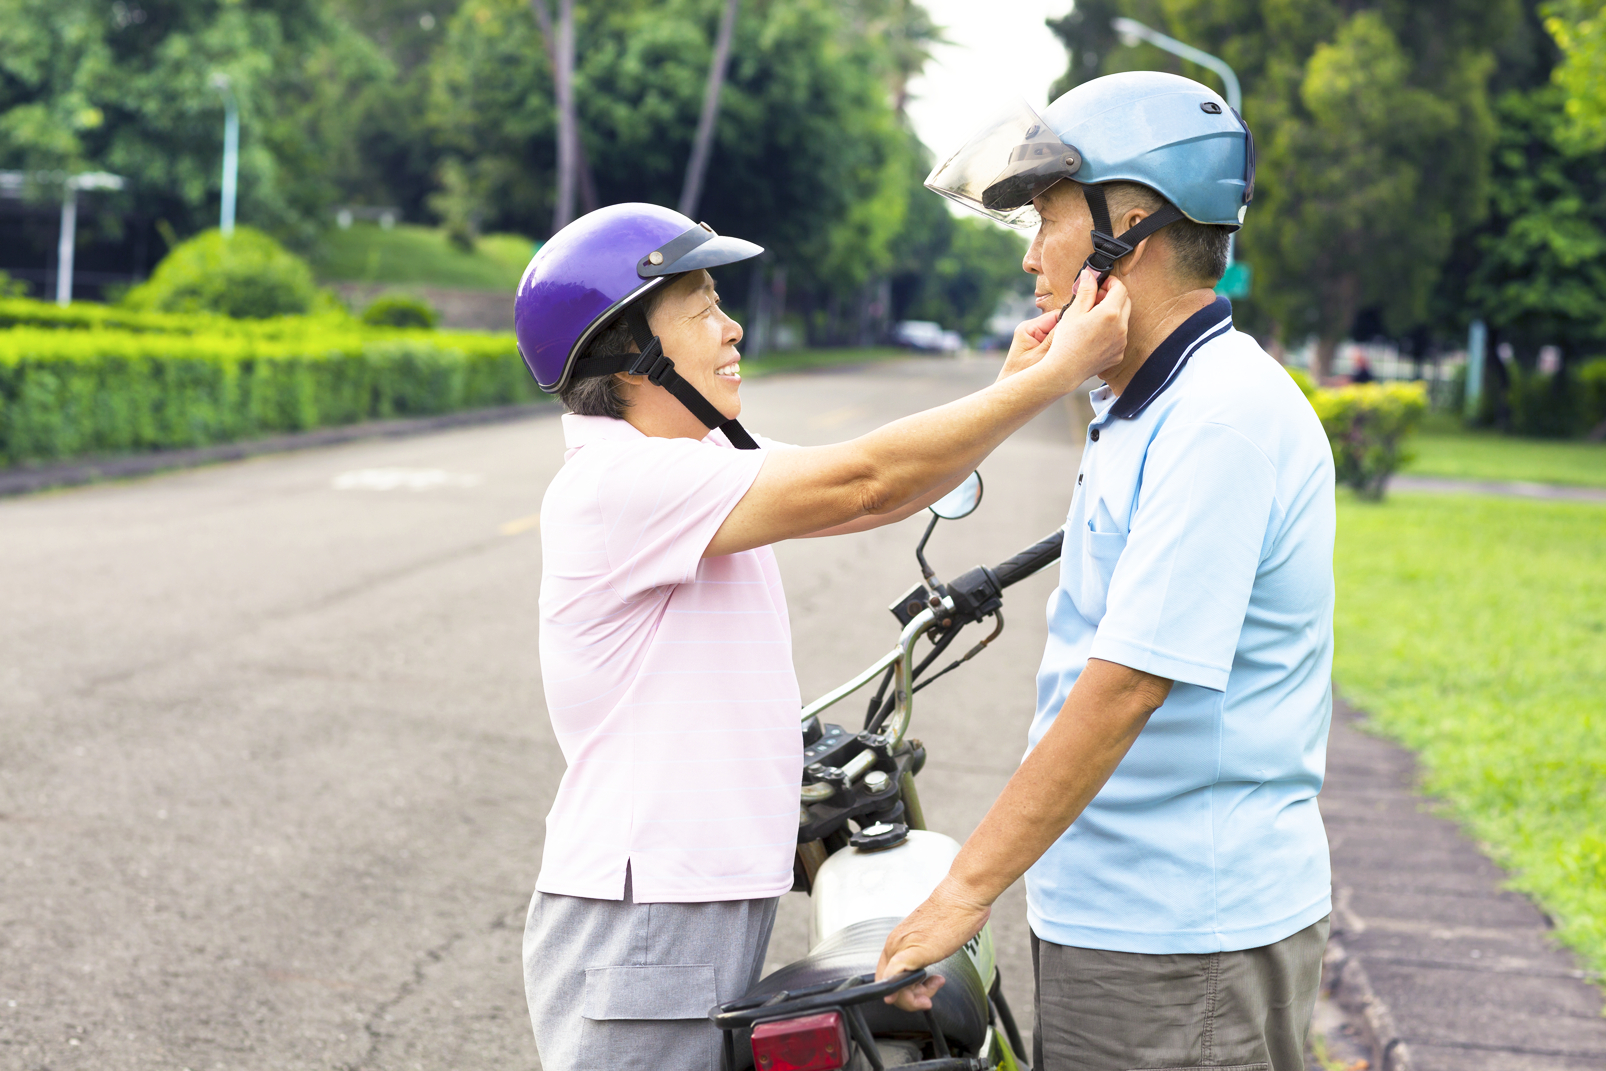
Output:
[0, 328, 543, 464]
[0, 271, 29, 299]
[122, 228, 319, 319]
[1284, 365, 1318, 398]
[1308, 382, 1428, 500]
[1506, 363, 1577, 439]
[362, 294, 439, 330]
[1573, 357, 1606, 438]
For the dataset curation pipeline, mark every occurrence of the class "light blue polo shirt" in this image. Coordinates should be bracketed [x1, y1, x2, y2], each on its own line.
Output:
[1026, 297, 1336, 954]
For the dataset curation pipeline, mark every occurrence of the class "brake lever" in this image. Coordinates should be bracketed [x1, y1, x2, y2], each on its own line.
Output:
[912, 611, 1005, 695]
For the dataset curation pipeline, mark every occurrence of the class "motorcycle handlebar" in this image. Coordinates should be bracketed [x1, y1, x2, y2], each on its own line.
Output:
[991, 530, 1065, 589]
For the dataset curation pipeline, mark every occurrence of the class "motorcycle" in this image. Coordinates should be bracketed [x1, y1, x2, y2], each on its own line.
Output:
[709, 472, 1065, 1071]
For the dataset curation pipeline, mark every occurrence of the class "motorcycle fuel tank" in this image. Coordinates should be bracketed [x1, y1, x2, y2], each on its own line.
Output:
[810, 829, 996, 986]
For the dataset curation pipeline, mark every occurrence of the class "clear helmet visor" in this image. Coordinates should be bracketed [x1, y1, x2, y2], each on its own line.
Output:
[924, 99, 1083, 229]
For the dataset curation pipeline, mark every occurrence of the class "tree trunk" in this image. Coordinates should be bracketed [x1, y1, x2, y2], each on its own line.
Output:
[1314, 336, 1338, 382]
[678, 0, 740, 219]
[541, 0, 577, 233]
[530, 0, 598, 218]
[744, 258, 769, 357]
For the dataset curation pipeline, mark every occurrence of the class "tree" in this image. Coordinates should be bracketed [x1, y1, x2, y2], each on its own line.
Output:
[427, 0, 914, 302]
[0, 0, 389, 250]
[1047, 0, 1520, 372]
[1444, 2, 1606, 365]
[1545, 0, 1606, 152]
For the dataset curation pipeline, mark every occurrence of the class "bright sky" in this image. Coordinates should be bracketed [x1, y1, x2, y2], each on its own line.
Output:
[904, 0, 1077, 163]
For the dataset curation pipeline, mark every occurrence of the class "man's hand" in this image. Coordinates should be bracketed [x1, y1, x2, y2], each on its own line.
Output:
[874, 877, 991, 1012]
[872, 660, 1171, 1013]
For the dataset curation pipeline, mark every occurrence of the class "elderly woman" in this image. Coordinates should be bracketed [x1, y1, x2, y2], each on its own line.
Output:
[513, 202, 1128, 1071]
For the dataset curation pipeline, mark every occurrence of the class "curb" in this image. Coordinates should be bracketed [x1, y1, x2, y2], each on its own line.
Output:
[1323, 921, 1413, 1071]
[0, 402, 559, 499]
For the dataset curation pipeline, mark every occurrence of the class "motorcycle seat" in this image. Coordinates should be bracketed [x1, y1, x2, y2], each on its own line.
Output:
[725, 916, 989, 1068]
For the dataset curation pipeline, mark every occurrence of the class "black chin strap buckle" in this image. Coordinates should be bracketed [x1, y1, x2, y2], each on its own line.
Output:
[1083, 231, 1133, 282]
[625, 337, 674, 385]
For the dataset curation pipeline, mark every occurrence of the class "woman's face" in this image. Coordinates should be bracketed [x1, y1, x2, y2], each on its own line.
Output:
[647, 270, 745, 420]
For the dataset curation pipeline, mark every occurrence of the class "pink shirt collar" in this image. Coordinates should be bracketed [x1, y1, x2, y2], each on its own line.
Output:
[561, 413, 736, 458]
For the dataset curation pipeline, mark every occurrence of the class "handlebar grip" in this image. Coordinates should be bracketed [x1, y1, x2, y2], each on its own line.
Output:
[992, 530, 1065, 589]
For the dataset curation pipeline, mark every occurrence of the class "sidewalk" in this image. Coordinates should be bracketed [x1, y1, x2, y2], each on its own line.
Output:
[1313, 700, 1606, 1071]
[1390, 474, 1606, 503]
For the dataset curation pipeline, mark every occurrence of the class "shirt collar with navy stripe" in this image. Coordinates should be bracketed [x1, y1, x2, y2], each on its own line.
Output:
[1107, 296, 1234, 420]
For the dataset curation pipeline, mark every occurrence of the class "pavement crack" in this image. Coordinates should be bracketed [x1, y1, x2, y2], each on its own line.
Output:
[341, 928, 470, 1071]
[339, 900, 528, 1071]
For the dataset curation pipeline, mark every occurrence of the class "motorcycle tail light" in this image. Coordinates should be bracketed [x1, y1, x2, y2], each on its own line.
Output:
[750, 1010, 849, 1071]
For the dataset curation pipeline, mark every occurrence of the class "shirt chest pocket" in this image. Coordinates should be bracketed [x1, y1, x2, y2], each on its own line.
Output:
[1078, 529, 1127, 619]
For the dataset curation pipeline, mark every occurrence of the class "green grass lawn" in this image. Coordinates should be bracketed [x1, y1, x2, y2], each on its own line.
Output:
[312, 223, 536, 290]
[1334, 492, 1606, 977]
[1403, 413, 1606, 488]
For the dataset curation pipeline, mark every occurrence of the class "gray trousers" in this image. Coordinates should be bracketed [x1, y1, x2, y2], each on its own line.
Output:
[523, 870, 778, 1071]
[1031, 916, 1330, 1071]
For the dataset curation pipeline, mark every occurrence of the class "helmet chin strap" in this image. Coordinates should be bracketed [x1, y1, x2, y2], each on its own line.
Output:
[576, 305, 759, 450]
[1079, 184, 1187, 285]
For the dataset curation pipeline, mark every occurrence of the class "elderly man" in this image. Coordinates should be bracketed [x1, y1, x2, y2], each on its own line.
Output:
[879, 72, 1337, 1071]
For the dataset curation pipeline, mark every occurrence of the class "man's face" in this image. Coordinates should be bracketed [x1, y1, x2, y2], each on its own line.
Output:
[1023, 182, 1095, 314]
[647, 270, 745, 419]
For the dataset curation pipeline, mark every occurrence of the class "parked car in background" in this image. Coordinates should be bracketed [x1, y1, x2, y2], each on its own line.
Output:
[892, 319, 964, 353]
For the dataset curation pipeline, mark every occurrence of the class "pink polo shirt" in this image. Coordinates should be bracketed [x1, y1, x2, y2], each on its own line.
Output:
[535, 414, 804, 903]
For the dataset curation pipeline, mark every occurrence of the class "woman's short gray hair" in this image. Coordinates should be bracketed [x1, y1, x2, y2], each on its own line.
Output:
[557, 288, 670, 419]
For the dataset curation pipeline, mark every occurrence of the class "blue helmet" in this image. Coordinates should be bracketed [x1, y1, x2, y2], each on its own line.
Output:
[925, 71, 1255, 277]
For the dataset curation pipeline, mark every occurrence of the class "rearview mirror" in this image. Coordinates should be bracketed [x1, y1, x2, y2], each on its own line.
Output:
[930, 472, 983, 520]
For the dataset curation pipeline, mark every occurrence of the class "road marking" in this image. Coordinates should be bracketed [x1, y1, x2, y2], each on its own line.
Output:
[499, 514, 541, 535]
[332, 468, 484, 491]
[807, 405, 866, 429]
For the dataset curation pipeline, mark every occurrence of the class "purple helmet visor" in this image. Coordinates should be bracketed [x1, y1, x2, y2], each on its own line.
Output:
[513, 203, 763, 393]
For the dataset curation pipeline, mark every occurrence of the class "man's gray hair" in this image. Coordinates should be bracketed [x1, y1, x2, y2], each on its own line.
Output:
[558, 288, 671, 419]
[1100, 182, 1233, 285]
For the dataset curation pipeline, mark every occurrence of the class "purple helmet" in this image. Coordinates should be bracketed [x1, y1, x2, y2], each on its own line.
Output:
[514, 203, 763, 394]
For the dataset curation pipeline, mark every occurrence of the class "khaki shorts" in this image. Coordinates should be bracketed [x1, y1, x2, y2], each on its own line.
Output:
[523, 868, 777, 1071]
[1031, 916, 1329, 1071]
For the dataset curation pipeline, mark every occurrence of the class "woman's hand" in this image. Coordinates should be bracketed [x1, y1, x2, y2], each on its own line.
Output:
[996, 307, 1062, 382]
[998, 270, 1130, 388]
[874, 877, 993, 1012]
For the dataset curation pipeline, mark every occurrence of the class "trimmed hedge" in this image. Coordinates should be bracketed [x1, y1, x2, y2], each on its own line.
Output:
[0, 297, 373, 337]
[1310, 382, 1429, 500]
[0, 328, 543, 465]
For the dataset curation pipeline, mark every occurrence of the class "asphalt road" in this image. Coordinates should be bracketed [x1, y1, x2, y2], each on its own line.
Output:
[0, 355, 1090, 1071]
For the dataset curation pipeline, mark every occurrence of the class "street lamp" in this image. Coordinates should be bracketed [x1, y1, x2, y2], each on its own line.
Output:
[210, 73, 239, 236]
[1111, 17, 1240, 113]
[1111, 17, 1248, 294]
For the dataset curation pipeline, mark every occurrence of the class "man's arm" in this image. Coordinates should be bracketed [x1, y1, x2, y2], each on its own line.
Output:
[873, 658, 1173, 1009]
[704, 272, 1128, 557]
